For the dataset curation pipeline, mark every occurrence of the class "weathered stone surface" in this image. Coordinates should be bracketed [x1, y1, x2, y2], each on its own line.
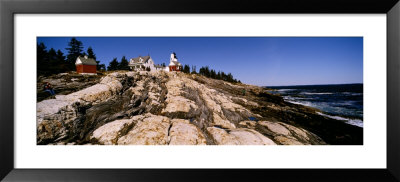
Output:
[238, 120, 257, 128]
[229, 128, 276, 145]
[274, 136, 304, 145]
[36, 95, 77, 124]
[37, 119, 68, 144]
[168, 119, 206, 145]
[36, 73, 130, 144]
[130, 80, 145, 96]
[279, 122, 309, 140]
[253, 120, 326, 145]
[207, 127, 240, 145]
[37, 73, 102, 102]
[212, 113, 236, 129]
[207, 127, 276, 145]
[73, 79, 122, 103]
[278, 122, 325, 144]
[91, 117, 138, 145]
[162, 76, 198, 114]
[37, 74, 123, 123]
[117, 114, 170, 145]
[162, 96, 197, 113]
[258, 121, 291, 136]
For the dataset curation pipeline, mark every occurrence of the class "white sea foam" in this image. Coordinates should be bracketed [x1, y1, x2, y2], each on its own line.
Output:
[339, 101, 357, 106]
[342, 92, 362, 96]
[285, 99, 314, 107]
[317, 112, 363, 128]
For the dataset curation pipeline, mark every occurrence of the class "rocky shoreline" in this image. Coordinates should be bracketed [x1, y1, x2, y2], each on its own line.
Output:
[36, 71, 362, 145]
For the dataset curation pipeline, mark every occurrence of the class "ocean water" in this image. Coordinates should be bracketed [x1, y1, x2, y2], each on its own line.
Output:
[266, 84, 363, 128]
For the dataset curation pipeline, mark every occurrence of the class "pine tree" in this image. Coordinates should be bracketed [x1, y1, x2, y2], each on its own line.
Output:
[47, 48, 59, 73]
[107, 58, 119, 71]
[217, 71, 221, 80]
[191, 65, 197, 74]
[199, 67, 205, 75]
[86, 47, 96, 60]
[37, 42, 49, 76]
[118, 56, 130, 70]
[56, 50, 68, 73]
[56, 50, 66, 63]
[210, 69, 216, 79]
[227, 73, 234, 82]
[98, 64, 106, 71]
[37, 43, 48, 63]
[183, 64, 190, 73]
[221, 71, 226, 81]
[48, 48, 57, 62]
[66, 38, 84, 71]
[204, 66, 210, 77]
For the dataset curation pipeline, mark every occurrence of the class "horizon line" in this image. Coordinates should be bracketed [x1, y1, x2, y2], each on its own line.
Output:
[264, 83, 363, 87]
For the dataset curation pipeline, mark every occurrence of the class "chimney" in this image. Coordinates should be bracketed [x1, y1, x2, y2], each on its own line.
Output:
[84, 55, 88, 59]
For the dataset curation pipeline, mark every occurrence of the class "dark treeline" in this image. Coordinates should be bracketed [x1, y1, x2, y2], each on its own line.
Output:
[37, 38, 106, 76]
[37, 42, 69, 76]
[107, 56, 131, 71]
[182, 64, 240, 83]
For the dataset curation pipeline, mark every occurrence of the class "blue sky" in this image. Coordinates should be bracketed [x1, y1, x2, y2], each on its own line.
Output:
[37, 37, 363, 86]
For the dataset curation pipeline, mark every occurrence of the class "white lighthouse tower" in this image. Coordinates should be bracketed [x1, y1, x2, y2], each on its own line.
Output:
[167, 52, 182, 72]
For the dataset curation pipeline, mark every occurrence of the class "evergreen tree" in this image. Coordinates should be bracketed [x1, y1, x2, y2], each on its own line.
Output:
[195, 65, 240, 83]
[56, 50, 68, 73]
[210, 69, 216, 79]
[118, 56, 130, 70]
[48, 48, 57, 63]
[98, 64, 106, 71]
[199, 67, 205, 75]
[217, 71, 221, 80]
[183, 64, 190, 73]
[191, 65, 197, 74]
[45, 48, 68, 74]
[37, 42, 71, 76]
[86, 47, 96, 60]
[37, 42, 48, 63]
[56, 50, 66, 63]
[66, 38, 84, 71]
[221, 71, 226, 81]
[107, 58, 119, 71]
[85, 46, 105, 71]
[227, 73, 234, 82]
[37, 42, 49, 76]
[204, 66, 210, 77]
[47, 48, 59, 73]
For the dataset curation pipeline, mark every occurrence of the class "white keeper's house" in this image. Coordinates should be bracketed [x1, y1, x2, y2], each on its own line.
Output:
[128, 55, 156, 71]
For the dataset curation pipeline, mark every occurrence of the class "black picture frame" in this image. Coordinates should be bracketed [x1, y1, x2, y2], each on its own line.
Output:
[1, 0, 399, 181]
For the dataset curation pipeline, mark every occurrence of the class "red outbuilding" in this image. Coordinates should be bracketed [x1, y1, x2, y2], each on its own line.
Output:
[75, 55, 97, 74]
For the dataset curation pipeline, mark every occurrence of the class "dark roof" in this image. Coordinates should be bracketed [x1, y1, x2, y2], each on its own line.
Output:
[77, 56, 97, 65]
[130, 56, 151, 64]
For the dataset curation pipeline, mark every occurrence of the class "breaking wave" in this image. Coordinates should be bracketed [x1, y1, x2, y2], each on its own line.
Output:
[317, 112, 363, 128]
